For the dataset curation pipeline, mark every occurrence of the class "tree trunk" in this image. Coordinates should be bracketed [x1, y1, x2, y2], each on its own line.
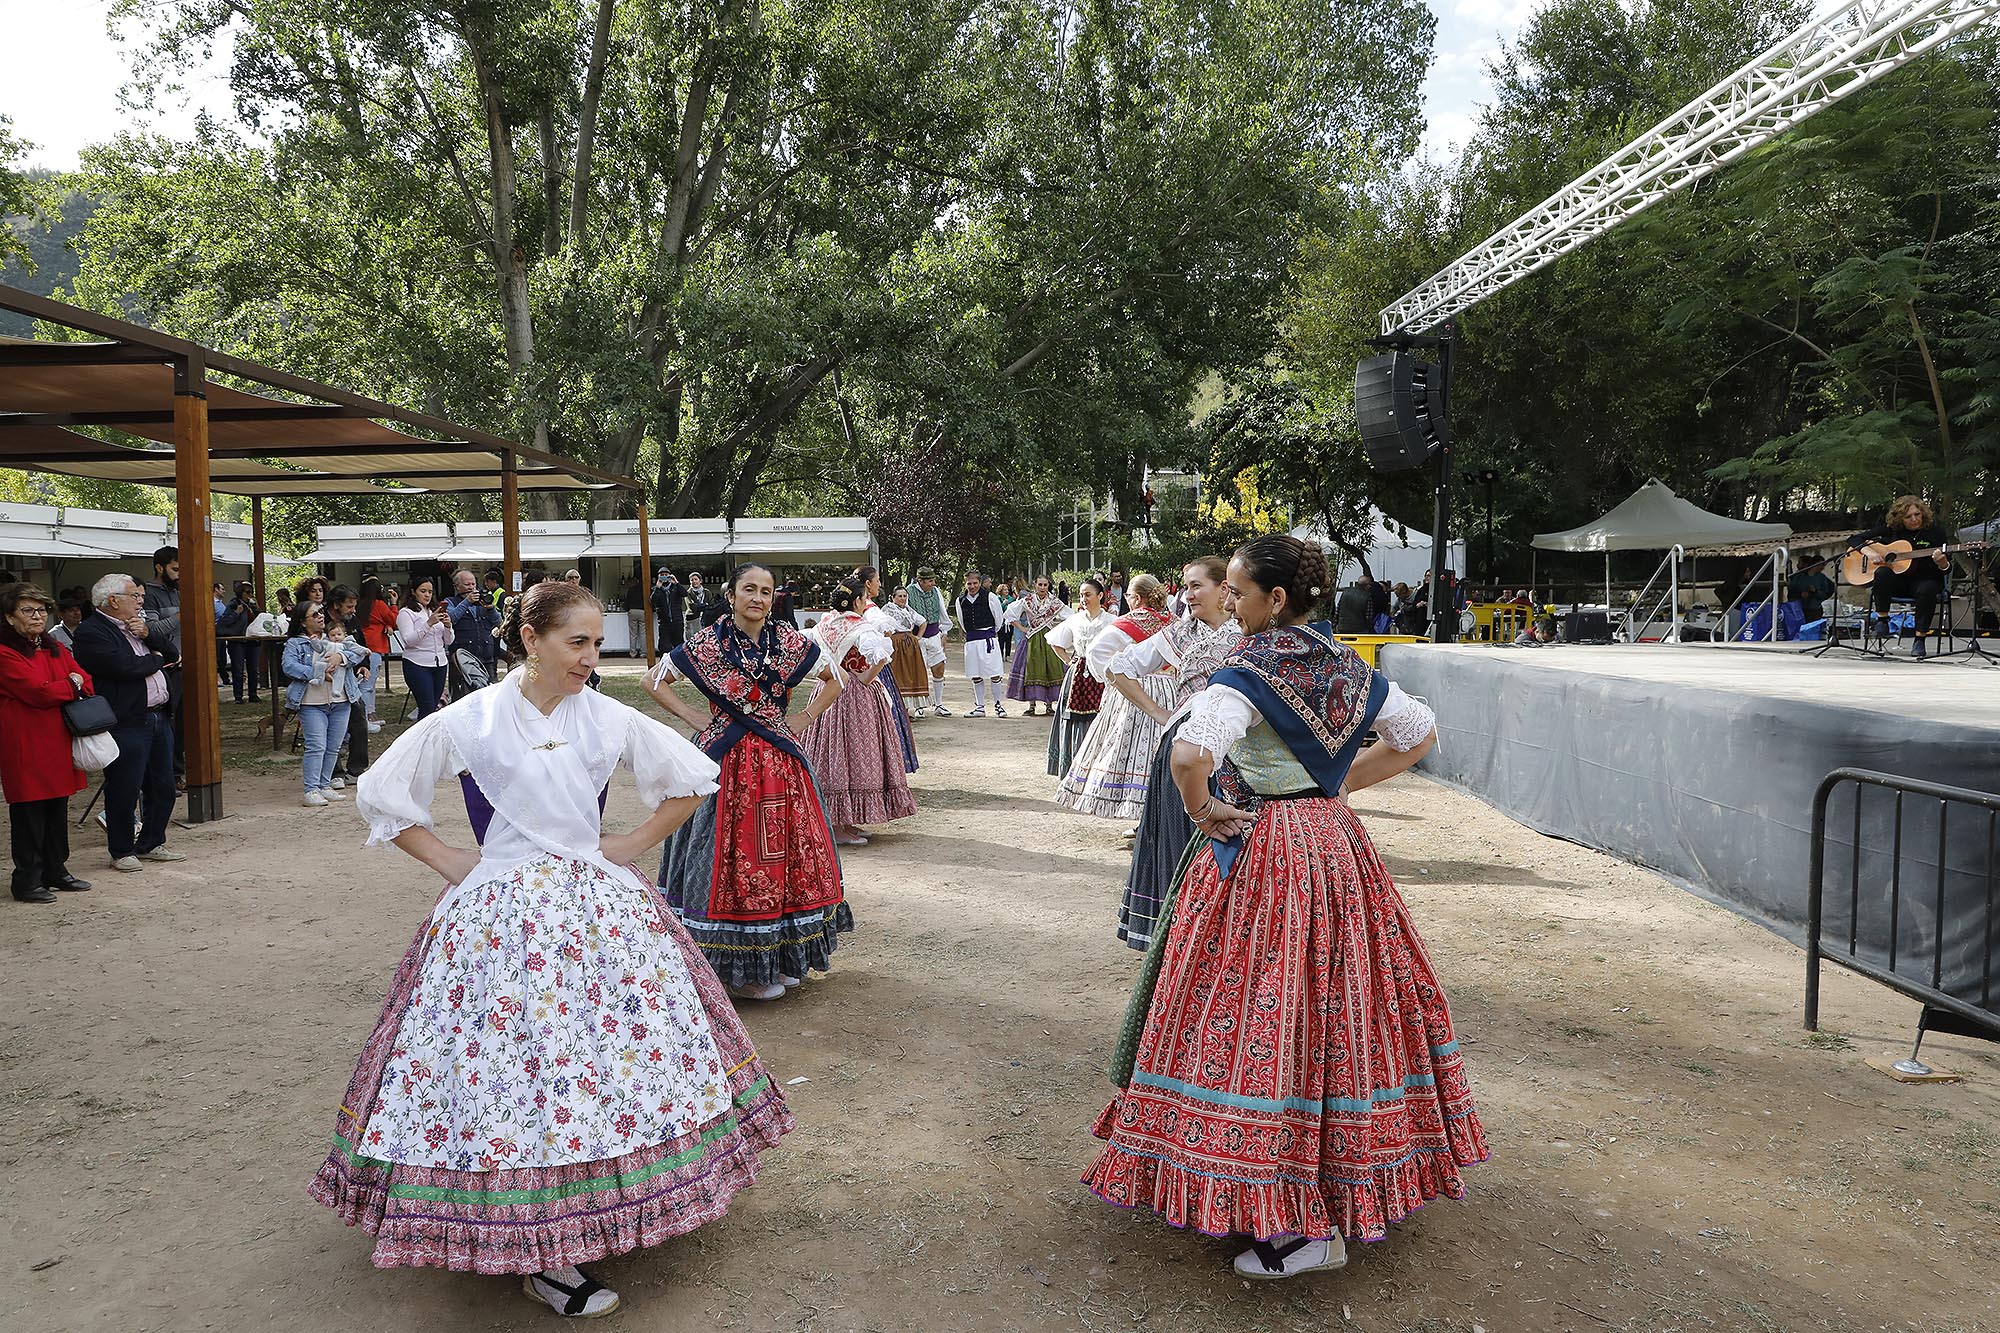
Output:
[569, 0, 617, 245]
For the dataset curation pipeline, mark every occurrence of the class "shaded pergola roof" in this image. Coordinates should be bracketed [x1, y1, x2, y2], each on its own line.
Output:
[0, 288, 634, 495]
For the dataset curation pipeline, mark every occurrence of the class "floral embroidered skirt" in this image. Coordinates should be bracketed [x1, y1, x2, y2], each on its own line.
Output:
[1083, 796, 1487, 1242]
[309, 855, 793, 1272]
[1056, 673, 1176, 819]
[659, 733, 854, 988]
[1006, 628, 1064, 703]
[803, 670, 918, 828]
[1117, 716, 1196, 952]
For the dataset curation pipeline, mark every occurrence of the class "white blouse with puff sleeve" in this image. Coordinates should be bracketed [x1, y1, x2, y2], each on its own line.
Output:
[357, 698, 721, 851]
[1177, 680, 1436, 764]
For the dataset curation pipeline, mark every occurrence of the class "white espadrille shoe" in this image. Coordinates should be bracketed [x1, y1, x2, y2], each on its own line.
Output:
[1232, 1234, 1347, 1281]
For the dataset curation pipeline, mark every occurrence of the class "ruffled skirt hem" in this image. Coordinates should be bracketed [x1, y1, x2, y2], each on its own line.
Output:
[308, 1084, 793, 1273]
[1080, 1109, 1489, 1243]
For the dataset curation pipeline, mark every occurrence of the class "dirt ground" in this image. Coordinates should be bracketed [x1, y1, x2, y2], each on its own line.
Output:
[3, 662, 1998, 1332]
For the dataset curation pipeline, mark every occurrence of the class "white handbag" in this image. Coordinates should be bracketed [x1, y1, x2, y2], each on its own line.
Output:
[72, 730, 120, 772]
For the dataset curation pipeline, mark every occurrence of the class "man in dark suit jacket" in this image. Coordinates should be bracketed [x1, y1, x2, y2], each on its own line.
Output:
[1333, 576, 1377, 635]
[650, 570, 685, 653]
[71, 575, 184, 870]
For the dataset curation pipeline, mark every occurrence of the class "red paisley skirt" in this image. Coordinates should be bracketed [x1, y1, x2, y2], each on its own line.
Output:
[1083, 795, 1487, 1242]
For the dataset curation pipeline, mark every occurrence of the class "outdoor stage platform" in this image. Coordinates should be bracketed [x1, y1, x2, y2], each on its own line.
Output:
[1377, 643, 1999, 952]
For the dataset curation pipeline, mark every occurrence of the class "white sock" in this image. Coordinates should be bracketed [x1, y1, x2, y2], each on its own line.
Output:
[930, 678, 944, 708]
[972, 678, 988, 709]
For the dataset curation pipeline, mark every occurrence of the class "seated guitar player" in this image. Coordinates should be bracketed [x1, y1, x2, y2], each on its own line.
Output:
[1848, 495, 1951, 657]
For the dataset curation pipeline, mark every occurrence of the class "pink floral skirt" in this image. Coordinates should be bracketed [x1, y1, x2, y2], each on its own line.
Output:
[802, 670, 918, 828]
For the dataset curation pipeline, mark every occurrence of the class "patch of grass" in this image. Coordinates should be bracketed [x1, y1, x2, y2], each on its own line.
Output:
[1804, 1030, 1854, 1051]
[1677, 1061, 1718, 1078]
[1561, 1023, 1608, 1041]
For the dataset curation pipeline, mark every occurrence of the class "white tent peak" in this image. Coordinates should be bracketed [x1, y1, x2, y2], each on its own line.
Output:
[1531, 479, 1791, 553]
[1290, 508, 1466, 587]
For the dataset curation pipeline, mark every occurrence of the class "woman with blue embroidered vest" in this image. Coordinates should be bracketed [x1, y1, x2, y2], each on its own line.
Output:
[646, 563, 851, 1002]
[283, 602, 370, 807]
[1084, 535, 1487, 1281]
[310, 581, 791, 1319]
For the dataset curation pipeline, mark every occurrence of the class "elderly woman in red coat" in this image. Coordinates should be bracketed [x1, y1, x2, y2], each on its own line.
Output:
[0, 582, 95, 903]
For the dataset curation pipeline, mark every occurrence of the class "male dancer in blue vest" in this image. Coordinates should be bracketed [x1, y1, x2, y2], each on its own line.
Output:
[903, 567, 953, 717]
[954, 571, 1007, 717]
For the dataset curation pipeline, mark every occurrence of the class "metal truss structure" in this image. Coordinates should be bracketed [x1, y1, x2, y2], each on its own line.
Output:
[1381, 0, 2000, 335]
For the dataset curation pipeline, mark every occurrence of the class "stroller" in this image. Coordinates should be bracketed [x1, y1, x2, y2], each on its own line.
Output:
[452, 647, 495, 696]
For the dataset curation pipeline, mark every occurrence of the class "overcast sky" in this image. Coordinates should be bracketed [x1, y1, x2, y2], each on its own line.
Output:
[0, 0, 1530, 172]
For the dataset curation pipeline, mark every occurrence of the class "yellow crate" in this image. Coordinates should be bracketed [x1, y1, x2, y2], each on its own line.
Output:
[1464, 602, 1530, 644]
[1335, 634, 1424, 667]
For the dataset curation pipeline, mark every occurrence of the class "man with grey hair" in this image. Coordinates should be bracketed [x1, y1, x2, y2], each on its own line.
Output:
[70, 574, 185, 871]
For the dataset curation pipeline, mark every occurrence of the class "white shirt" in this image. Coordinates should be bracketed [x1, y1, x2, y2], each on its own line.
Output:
[1045, 608, 1111, 661]
[1179, 681, 1436, 761]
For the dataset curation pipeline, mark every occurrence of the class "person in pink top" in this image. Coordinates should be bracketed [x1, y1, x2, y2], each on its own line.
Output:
[393, 578, 454, 718]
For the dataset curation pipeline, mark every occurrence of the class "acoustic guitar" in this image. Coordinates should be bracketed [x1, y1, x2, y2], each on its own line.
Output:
[1840, 539, 1990, 586]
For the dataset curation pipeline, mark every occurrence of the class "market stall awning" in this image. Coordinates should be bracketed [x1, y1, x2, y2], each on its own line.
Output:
[727, 516, 876, 566]
[1532, 480, 1791, 552]
[583, 518, 732, 561]
[298, 523, 457, 564]
[444, 521, 591, 565]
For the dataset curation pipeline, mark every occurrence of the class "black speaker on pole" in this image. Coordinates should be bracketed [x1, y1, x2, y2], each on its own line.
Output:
[1355, 351, 1452, 473]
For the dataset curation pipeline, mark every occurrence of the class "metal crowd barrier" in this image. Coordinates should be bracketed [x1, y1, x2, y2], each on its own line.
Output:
[1806, 767, 2000, 1074]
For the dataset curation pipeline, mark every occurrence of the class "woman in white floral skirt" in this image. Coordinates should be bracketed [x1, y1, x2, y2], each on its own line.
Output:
[310, 581, 793, 1319]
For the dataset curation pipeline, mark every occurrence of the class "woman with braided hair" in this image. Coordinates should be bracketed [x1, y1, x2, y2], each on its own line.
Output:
[802, 576, 918, 844]
[1086, 535, 1486, 1281]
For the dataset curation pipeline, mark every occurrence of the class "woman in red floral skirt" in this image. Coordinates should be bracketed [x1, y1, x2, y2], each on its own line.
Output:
[1086, 535, 1486, 1280]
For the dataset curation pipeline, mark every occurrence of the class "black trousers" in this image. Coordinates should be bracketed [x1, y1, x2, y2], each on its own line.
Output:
[339, 700, 370, 778]
[227, 642, 260, 700]
[1871, 570, 1946, 635]
[9, 797, 73, 895]
[103, 710, 176, 859]
[166, 665, 186, 779]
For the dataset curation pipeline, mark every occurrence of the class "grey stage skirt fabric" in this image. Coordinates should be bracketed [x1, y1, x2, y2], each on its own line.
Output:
[1117, 715, 1197, 952]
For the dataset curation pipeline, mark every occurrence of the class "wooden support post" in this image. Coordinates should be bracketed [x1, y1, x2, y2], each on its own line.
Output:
[638, 500, 655, 668]
[501, 450, 522, 598]
[250, 495, 267, 608]
[174, 358, 223, 822]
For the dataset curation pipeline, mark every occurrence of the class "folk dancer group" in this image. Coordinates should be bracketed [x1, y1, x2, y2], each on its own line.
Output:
[310, 541, 1485, 1317]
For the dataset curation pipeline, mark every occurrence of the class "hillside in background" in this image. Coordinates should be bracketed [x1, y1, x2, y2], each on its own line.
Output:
[1, 171, 91, 336]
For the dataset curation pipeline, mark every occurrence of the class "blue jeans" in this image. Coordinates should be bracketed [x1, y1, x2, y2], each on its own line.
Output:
[298, 702, 347, 793]
[362, 651, 382, 715]
[103, 710, 175, 858]
[403, 661, 446, 718]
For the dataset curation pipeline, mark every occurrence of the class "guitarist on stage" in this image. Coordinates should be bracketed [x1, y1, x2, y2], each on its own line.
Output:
[1848, 495, 1951, 657]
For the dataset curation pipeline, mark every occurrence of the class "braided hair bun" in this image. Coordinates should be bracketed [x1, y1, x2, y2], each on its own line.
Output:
[828, 578, 862, 613]
[1232, 534, 1330, 619]
[499, 579, 601, 656]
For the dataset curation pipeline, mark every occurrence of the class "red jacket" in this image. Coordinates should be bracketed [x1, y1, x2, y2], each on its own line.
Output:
[0, 626, 94, 804]
[362, 599, 398, 656]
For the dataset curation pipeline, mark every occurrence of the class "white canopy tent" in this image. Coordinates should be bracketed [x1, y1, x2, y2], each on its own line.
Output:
[1532, 479, 1792, 612]
[0, 501, 302, 584]
[1290, 509, 1466, 590]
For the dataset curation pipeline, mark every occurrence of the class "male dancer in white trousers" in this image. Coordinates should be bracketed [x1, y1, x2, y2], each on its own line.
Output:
[904, 567, 954, 716]
[954, 570, 1007, 717]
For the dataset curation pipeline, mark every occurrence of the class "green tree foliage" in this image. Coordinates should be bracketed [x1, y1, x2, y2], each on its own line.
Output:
[58, 0, 1432, 557]
[1267, 0, 1998, 587]
[0, 116, 38, 273]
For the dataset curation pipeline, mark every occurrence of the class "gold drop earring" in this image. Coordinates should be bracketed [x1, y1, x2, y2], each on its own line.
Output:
[526, 654, 541, 683]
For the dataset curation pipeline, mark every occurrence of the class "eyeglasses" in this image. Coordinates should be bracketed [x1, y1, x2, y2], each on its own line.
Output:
[13, 606, 50, 618]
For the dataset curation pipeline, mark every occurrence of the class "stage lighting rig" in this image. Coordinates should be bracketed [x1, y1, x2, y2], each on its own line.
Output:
[1355, 325, 1457, 641]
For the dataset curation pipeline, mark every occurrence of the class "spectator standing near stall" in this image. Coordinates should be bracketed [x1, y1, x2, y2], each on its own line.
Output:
[216, 581, 262, 703]
[140, 546, 186, 788]
[0, 582, 96, 902]
[47, 597, 84, 651]
[651, 569, 684, 653]
[283, 602, 368, 807]
[71, 575, 185, 872]
[393, 579, 454, 719]
[446, 569, 502, 692]
[355, 577, 397, 730]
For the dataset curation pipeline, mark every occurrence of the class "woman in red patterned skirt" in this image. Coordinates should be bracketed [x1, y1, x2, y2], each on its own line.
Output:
[801, 578, 918, 844]
[647, 564, 851, 1002]
[1086, 535, 1487, 1280]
